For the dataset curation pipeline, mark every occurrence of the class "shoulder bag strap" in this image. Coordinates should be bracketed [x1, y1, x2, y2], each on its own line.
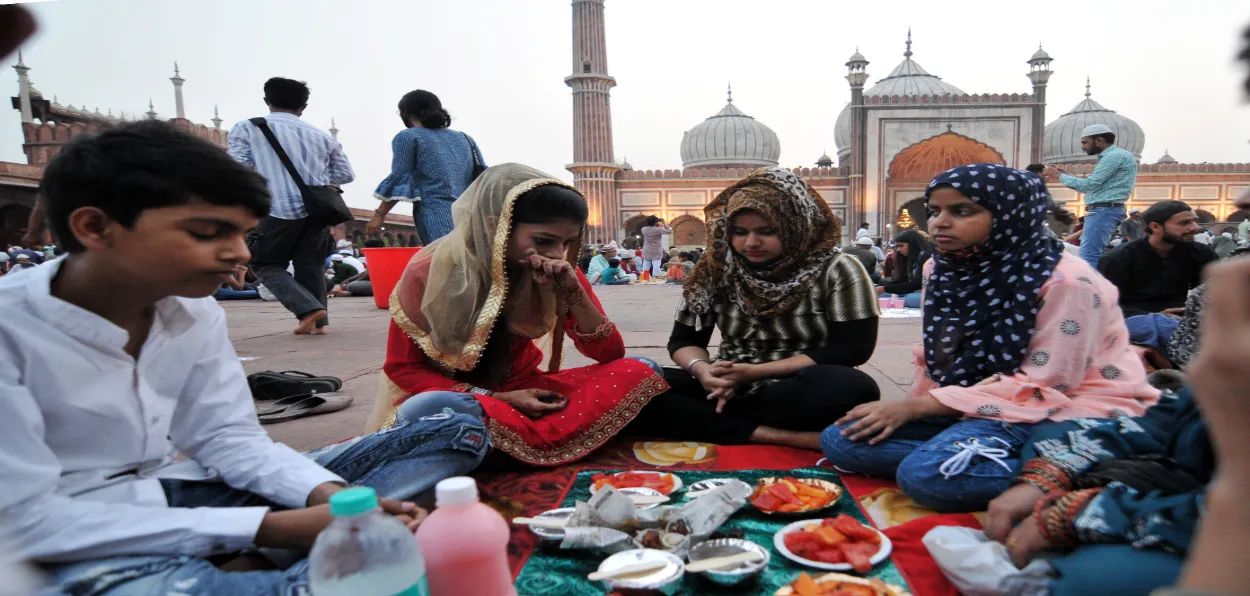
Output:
[249, 117, 310, 193]
[463, 132, 482, 169]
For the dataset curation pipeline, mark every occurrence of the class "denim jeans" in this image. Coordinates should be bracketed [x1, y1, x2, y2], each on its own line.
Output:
[213, 287, 261, 301]
[42, 411, 489, 596]
[1079, 203, 1126, 269]
[248, 216, 334, 328]
[820, 417, 1036, 512]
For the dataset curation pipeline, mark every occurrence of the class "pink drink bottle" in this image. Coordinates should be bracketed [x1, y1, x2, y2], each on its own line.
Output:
[415, 477, 516, 596]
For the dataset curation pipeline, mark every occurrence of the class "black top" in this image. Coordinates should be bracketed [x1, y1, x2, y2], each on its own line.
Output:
[668, 255, 880, 371]
[881, 252, 931, 296]
[843, 247, 878, 273]
[668, 316, 877, 368]
[1097, 238, 1216, 317]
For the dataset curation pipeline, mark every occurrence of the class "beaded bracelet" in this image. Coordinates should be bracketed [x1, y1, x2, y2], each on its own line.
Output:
[1033, 491, 1068, 547]
[1018, 473, 1063, 495]
[1058, 488, 1103, 545]
[1018, 458, 1074, 491]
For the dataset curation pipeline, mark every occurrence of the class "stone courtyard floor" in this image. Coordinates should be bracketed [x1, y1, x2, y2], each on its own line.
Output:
[226, 284, 921, 452]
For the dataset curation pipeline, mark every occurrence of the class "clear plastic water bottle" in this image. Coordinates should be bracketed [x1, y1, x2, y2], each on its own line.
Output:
[309, 486, 429, 596]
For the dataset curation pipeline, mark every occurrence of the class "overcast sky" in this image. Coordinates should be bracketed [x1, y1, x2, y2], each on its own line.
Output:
[3, 0, 1248, 213]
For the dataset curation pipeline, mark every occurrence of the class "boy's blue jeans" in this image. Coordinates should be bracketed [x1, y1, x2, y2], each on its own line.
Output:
[41, 411, 489, 596]
[820, 416, 1036, 512]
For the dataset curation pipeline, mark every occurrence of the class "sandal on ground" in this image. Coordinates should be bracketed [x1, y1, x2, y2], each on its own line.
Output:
[257, 393, 353, 424]
[247, 370, 343, 401]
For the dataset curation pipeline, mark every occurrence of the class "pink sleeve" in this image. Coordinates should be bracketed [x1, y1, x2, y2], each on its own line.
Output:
[927, 279, 1104, 422]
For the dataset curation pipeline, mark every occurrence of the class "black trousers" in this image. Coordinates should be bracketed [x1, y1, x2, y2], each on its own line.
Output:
[247, 216, 334, 327]
[627, 365, 880, 444]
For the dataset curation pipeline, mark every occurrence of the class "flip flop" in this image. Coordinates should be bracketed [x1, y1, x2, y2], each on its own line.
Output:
[257, 394, 353, 425]
[247, 370, 343, 401]
[256, 393, 326, 417]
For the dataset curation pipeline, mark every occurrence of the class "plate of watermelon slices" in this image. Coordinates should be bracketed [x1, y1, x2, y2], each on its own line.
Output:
[773, 515, 893, 573]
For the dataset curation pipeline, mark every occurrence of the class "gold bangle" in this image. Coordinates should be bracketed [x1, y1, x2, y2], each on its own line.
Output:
[575, 320, 615, 342]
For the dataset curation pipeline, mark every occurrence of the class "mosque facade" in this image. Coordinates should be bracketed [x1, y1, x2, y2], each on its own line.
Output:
[568, 0, 1250, 248]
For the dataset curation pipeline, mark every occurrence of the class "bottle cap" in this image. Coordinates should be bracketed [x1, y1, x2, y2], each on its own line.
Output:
[435, 476, 479, 507]
[328, 486, 379, 517]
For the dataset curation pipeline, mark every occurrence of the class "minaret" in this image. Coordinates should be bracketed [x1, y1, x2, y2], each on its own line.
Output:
[170, 62, 186, 119]
[170, 63, 186, 120]
[845, 46, 869, 238]
[14, 49, 32, 123]
[565, 0, 621, 244]
[329, 118, 339, 140]
[211, 105, 223, 129]
[145, 99, 158, 120]
[1026, 44, 1053, 164]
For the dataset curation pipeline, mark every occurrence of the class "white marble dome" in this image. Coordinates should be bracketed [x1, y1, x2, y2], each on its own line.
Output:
[834, 102, 852, 165]
[680, 96, 780, 169]
[1044, 81, 1145, 164]
[834, 38, 966, 165]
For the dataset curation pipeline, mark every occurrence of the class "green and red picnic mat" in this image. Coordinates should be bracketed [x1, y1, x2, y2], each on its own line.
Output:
[472, 440, 981, 596]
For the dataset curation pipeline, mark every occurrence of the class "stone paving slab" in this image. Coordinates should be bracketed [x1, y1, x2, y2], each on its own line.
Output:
[227, 285, 919, 452]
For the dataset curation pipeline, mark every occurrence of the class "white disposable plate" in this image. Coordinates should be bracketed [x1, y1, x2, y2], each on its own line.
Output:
[772, 519, 892, 572]
[619, 487, 665, 510]
[589, 471, 684, 496]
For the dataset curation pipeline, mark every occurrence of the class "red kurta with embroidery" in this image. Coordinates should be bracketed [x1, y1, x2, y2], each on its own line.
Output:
[384, 270, 667, 465]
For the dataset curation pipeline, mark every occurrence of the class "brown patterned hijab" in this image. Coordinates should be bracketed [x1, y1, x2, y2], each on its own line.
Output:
[683, 167, 842, 319]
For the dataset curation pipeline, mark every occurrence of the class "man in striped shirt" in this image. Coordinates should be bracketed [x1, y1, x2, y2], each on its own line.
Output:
[228, 78, 354, 335]
[1044, 123, 1137, 269]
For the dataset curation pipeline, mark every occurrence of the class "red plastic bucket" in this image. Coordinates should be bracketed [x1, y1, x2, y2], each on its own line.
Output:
[362, 247, 421, 309]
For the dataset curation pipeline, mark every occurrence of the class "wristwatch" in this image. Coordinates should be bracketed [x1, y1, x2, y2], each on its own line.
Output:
[685, 358, 712, 374]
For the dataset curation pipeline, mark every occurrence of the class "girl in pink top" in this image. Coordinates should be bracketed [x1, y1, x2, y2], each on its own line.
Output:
[821, 164, 1158, 512]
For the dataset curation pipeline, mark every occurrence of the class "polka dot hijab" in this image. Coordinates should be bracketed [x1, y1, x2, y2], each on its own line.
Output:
[922, 163, 1064, 388]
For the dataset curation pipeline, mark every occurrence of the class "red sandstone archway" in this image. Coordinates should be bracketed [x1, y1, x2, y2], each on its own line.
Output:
[670, 214, 706, 248]
[622, 214, 651, 242]
[0, 203, 32, 248]
[887, 132, 1006, 184]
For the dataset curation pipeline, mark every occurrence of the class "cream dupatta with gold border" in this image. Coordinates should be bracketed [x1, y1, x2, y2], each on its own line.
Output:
[366, 164, 576, 432]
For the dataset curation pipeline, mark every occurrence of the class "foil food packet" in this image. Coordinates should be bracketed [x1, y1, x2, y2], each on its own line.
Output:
[557, 481, 750, 555]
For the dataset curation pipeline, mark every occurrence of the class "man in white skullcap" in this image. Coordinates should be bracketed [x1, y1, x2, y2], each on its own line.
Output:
[1119, 208, 1144, 241]
[1043, 123, 1137, 268]
[844, 236, 881, 283]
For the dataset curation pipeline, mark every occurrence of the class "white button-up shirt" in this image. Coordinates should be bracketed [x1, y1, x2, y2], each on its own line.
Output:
[0, 260, 343, 563]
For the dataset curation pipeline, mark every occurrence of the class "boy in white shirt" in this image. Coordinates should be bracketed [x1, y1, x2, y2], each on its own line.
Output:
[0, 121, 490, 594]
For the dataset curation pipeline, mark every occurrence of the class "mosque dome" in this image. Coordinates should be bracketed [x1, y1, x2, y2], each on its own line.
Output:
[834, 33, 966, 164]
[834, 103, 852, 165]
[680, 88, 780, 170]
[816, 150, 833, 167]
[1043, 78, 1145, 164]
[1156, 149, 1177, 164]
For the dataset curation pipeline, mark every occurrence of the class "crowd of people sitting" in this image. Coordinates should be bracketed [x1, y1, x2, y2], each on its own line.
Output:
[6, 108, 1250, 595]
[5, 27, 1250, 592]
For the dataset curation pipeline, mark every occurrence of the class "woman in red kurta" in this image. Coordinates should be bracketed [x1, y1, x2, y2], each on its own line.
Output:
[365, 163, 667, 466]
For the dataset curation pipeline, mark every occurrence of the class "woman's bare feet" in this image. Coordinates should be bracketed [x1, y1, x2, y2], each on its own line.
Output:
[749, 426, 822, 451]
[294, 310, 328, 335]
